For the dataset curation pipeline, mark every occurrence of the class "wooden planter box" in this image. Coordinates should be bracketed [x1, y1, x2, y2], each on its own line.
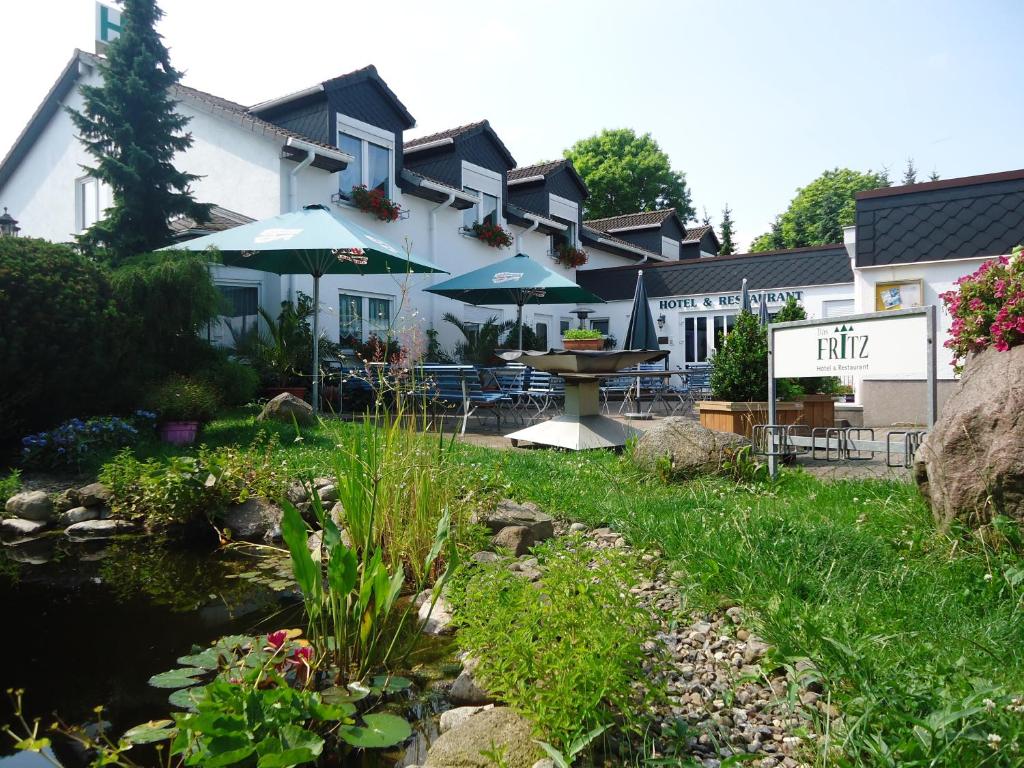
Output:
[698, 401, 803, 439]
[562, 337, 604, 351]
[798, 395, 837, 429]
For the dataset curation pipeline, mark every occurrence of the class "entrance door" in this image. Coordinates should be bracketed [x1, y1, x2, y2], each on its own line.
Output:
[534, 313, 552, 350]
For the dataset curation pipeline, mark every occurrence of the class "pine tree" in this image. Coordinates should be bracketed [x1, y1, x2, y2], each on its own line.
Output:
[902, 158, 918, 185]
[719, 204, 736, 255]
[929, 170, 941, 182]
[702, 207, 712, 227]
[68, 0, 209, 262]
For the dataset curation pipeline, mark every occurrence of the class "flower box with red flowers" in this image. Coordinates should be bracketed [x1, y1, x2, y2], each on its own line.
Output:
[467, 221, 513, 248]
[349, 185, 403, 222]
[554, 244, 589, 268]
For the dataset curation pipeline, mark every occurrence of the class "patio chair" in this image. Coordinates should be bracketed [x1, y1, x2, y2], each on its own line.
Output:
[418, 365, 507, 434]
[524, 369, 565, 420]
[482, 364, 531, 425]
[600, 372, 633, 414]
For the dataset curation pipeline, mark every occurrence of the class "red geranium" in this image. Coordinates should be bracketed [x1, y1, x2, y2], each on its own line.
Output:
[469, 221, 513, 248]
[554, 244, 588, 269]
[350, 185, 403, 222]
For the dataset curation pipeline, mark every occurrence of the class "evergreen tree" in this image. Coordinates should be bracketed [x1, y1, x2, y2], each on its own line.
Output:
[719, 204, 736, 255]
[702, 207, 712, 227]
[929, 170, 941, 182]
[68, 0, 210, 263]
[902, 158, 918, 185]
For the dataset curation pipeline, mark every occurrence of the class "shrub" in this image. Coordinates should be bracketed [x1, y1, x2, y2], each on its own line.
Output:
[772, 296, 841, 396]
[453, 537, 658, 751]
[941, 245, 1023, 373]
[0, 238, 121, 444]
[146, 376, 220, 423]
[195, 356, 259, 407]
[0, 469, 21, 503]
[20, 413, 155, 469]
[709, 310, 768, 401]
[562, 328, 603, 340]
[100, 438, 287, 526]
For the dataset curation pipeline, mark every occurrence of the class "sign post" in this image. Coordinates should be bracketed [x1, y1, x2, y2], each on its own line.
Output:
[766, 305, 937, 478]
[95, 2, 122, 52]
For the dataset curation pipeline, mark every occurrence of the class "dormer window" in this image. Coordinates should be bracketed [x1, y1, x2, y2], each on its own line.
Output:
[336, 114, 395, 200]
[463, 188, 499, 229]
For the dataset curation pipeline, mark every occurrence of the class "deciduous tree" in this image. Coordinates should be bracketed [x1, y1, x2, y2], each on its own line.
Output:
[564, 128, 695, 220]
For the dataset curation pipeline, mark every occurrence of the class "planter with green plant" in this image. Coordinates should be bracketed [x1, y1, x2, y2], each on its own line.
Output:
[562, 328, 604, 351]
[701, 310, 801, 437]
[146, 376, 219, 445]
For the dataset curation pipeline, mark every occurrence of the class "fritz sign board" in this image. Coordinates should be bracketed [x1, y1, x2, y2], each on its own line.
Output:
[772, 312, 929, 379]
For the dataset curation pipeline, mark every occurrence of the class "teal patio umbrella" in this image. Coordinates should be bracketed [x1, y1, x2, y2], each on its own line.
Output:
[424, 252, 604, 349]
[164, 204, 445, 411]
[623, 269, 659, 351]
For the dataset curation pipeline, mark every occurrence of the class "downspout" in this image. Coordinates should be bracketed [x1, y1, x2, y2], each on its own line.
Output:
[286, 148, 316, 302]
[515, 218, 540, 253]
[428, 193, 457, 338]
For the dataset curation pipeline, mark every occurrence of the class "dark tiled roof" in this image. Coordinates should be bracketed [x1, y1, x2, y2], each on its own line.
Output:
[682, 224, 714, 243]
[170, 205, 255, 237]
[508, 159, 568, 181]
[580, 225, 659, 260]
[855, 172, 1024, 267]
[405, 121, 486, 148]
[585, 208, 677, 232]
[577, 245, 852, 301]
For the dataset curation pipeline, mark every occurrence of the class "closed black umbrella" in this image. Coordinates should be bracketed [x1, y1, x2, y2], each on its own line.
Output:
[623, 270, 660, 351]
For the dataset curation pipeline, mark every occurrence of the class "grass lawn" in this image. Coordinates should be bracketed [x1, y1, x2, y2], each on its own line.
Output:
[30, 411, 1024, 766]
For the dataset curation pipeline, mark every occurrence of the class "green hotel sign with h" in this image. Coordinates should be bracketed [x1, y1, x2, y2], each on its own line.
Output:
[95, 2, 122, 51]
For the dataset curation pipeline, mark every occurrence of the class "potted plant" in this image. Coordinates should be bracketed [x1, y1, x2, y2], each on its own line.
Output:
[349, 185, 403, 222]
[146, 376, 219, 445]
[700, 310, 802, 437]
[466, 221, 513, 248]
[562, 328, 605, 351]
[553, 243, 589, 268]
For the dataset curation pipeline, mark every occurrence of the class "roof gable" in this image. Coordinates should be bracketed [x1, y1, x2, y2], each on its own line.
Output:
[508, 159, 588, 199]
[585, 208, 686, 235]
[405, 120, 516, 169]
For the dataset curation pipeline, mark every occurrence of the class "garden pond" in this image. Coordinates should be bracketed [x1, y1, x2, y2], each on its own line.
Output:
[0, 534, 455, 767]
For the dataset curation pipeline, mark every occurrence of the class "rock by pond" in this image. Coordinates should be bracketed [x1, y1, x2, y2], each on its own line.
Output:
[425, 707, 541, 768]
[76, 482, 111, 508]
[220, 498, 283, 542]
[5, 490, 54, 523]
[1, 518, 48, 541]
[64, 519, 137, 540]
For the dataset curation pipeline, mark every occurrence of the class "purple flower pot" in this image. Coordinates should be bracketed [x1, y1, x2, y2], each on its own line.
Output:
[158, 421, 200, 445]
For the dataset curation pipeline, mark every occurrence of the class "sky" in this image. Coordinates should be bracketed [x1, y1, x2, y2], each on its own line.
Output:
[2, 0, 1023, 251]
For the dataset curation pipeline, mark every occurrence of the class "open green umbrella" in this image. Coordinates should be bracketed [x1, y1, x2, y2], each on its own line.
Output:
[623, 269, 660, 351]
[164, 204, 445, 411]
[424, 252, 604, 349]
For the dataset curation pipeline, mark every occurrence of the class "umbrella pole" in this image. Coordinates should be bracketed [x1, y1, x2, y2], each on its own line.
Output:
[517, 302, 524, 350]
[312, 274, 320, 415]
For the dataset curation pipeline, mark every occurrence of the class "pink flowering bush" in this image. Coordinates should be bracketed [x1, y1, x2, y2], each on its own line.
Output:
[941, 244, 1024, 373]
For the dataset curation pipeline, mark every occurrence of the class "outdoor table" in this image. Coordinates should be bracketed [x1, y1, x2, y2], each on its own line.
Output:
[499, 349, 669, 450]
[597, 369, 678, 416]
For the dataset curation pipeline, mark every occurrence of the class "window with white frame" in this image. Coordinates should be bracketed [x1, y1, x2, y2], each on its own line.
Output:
[339, 292, 393, 344]
[461, 163, 502, 231]
[336, 114, 395, 200]
[462, 188, 498, 229]
[550, 221, 577, 254]
[76, 176, 101, 232]
[210, 283, 260, 348]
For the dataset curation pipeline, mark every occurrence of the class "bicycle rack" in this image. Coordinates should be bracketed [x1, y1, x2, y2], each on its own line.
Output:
[887, 430, 927, 468]
[752, 424, 791, 458]
[846, 428, 875, 461]
[785, 424, 812, 455]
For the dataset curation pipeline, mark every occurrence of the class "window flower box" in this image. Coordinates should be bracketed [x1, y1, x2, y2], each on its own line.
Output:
[552, 244, 589, 269]
[465, 221, 513, 248]
[349, 185, 403, 222]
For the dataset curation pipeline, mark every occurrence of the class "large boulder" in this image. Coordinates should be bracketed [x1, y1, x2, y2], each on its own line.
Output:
[1, 517, 49, 541]
[473, 500, 554, 542]
[221, 498, 284, 541]
[492, 525, 534, 556]
[77, 482, 111, 508]
[915, 345, 1024, 528]
[65, 519, 137, 539]
[256, 393, 314, 425]
[5, 491, 54, 523]
[425, 707, 541, 768]
[632, 417, 749, 479]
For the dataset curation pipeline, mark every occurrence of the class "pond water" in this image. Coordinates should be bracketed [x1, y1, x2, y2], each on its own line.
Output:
[0, 533, 457, 767]
[0, 533, 301, 766]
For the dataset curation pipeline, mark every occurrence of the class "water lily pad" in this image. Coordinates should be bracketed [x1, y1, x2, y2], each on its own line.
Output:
[177, 649, 221, 670]
[123, 719, 175, 744]
[338, 713, 412, 748]
[148, 668, 206, 689]
[320, 685, 368, 705]
[212, 634, 256, 652]
[370, 675, 412, 694]
[168, 685, 205, 711]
